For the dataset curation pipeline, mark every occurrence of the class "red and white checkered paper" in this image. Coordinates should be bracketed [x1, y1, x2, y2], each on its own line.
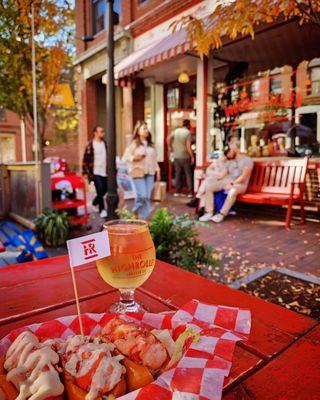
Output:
[0, 299, 250, 400]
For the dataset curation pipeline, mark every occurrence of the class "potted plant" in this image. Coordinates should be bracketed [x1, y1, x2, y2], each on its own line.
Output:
[34, 209, 70, 247]
[117, 208, 220, 274]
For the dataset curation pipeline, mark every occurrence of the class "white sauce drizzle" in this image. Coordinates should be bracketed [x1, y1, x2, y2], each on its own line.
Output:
[60, 336, 124, 400]
[4, 331, 64, 400]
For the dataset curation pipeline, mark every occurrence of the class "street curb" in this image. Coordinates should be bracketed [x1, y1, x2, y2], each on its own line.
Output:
[229, 266, 272, 289]
[229, 266, 320, 289]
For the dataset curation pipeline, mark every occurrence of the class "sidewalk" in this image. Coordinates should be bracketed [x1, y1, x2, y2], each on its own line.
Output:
[157, 195, 320, 282]
[1, 194, 319, 283]
[80, 193, 319, 283]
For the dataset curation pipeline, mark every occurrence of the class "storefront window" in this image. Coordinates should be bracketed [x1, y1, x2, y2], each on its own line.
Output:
[251, 79, 261, 100]
[182, 78, 196, 109]
[270, 74, 282, 95]
[167, 84, 179, 109]
[310, 66, 320, 96]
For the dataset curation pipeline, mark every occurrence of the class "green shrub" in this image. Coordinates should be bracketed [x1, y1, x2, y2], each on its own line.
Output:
[116, 208, 220, 274]
[34, 209, 70, 247]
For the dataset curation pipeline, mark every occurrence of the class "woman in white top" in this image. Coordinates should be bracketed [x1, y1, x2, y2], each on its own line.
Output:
[124, 121, 160, 218]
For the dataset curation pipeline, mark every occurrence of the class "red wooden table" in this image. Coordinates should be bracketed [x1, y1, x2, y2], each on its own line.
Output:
[1, 256, 319, 399]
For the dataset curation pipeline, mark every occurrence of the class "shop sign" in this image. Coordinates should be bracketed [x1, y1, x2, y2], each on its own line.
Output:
[225, 92, 303, 119]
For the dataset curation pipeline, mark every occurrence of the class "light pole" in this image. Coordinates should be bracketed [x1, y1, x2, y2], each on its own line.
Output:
[106, 0, 118, 219]
[31, 2, 39, 215]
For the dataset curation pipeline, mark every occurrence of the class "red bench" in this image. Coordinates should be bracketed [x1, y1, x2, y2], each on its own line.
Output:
[237, 158, 308, 229]
[196, 158, 308, 229]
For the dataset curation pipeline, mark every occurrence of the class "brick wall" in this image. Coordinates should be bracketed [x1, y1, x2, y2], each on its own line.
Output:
[75, 1, 204, 58]
[0, 110, 37, 162]
[121, 0, 133, 27]
[0, 110, 21, 159]
[44, 133, 79, 171]
[77, 79, 98, 170]
[130, 0, 203, 37]
[75, 0, 105, 53]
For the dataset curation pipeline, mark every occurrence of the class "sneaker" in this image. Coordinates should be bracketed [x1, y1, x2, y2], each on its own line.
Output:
[211, 213, 225, 223]
[100, 209, 107, 218]
[187, 194, 193, 198]
[173, 193, 180, 197]
[186, 197, 198, 207]
[199, 212, 213, 222]
[229, 210, 237, 216]
[197, 207, 205, 219]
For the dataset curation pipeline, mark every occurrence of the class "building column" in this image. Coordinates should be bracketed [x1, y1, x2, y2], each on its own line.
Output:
[21, 119, 27, 162]
[151, 84, 164, 162]
[196, 57, 209, 168]
[123, 86, 133, 148]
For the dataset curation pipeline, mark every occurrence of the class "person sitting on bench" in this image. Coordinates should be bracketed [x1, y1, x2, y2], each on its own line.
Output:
[199, 145, 253, 223]
[196, 153, 229, 211]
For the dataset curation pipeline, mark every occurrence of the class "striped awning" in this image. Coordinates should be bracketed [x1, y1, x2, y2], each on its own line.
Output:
[115, 28, 193, 79]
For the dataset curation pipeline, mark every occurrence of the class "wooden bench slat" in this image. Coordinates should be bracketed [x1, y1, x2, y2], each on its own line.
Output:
[240, 158, 308, 229]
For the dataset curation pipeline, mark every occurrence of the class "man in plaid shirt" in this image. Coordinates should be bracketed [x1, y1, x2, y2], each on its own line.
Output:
[82, 126, 108, 218]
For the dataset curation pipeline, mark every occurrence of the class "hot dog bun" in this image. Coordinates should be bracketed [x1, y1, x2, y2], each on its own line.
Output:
[63, 371, 126, 400]
[122, 357, 153, 392]
[0, 375, 19, 400]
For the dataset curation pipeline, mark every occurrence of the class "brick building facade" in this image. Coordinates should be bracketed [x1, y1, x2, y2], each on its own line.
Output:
[75, 0, 320, 190]
[0, 108, 79, 170]
[0, 110, 34, 163]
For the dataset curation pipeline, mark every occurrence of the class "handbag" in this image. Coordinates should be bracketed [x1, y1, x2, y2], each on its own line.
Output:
[151, 181, 167, 201]
[130, 166, 145, 178]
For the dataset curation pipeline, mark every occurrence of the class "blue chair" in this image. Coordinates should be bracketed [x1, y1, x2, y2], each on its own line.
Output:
[214, 190, 236, 214]
[0, 222, 48, 263]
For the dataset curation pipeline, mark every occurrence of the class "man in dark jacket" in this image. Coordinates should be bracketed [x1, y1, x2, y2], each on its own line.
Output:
[82, 126, 108, 218]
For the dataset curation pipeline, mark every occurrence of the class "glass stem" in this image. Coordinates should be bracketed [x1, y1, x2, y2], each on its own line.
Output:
[119, 288, 136, 307]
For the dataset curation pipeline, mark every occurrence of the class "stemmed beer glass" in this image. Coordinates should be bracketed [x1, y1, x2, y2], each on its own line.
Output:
[96, 219, 156, 313]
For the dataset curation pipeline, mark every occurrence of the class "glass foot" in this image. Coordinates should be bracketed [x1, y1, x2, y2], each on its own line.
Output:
[109, 300, 144, 313]
[110, 288, 144, 313]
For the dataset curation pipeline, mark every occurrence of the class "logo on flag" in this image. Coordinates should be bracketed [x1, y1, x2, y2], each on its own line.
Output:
[81, 238, 98, 260]
[67, 231, 110, 267]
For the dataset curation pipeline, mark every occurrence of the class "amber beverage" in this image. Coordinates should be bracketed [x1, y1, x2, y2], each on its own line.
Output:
[96, 219, 155, 313]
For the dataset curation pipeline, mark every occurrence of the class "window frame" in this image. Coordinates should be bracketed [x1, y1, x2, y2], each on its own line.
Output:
[91, 0, 106, 36]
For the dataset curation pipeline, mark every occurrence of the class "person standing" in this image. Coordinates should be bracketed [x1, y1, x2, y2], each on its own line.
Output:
[82, 125, 108, 218]
[124, 121, 160, 218]
[167, 119, 194, 197]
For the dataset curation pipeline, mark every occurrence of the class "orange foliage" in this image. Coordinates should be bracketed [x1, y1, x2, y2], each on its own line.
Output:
[172, 0, 320, 55]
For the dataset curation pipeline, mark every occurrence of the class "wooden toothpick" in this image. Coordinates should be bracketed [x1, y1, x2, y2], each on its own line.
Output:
[70, 267, 85, 341]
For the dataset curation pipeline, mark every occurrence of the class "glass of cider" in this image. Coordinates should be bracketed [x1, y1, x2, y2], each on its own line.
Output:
[96, 219, 155, 313]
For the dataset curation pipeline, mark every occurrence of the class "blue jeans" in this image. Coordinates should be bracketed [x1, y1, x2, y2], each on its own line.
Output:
[132, 174, 155, 218]
[93, 175, 107, 212]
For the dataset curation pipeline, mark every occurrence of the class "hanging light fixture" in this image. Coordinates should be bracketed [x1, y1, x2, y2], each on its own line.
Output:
[178, 71, 190, 83]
